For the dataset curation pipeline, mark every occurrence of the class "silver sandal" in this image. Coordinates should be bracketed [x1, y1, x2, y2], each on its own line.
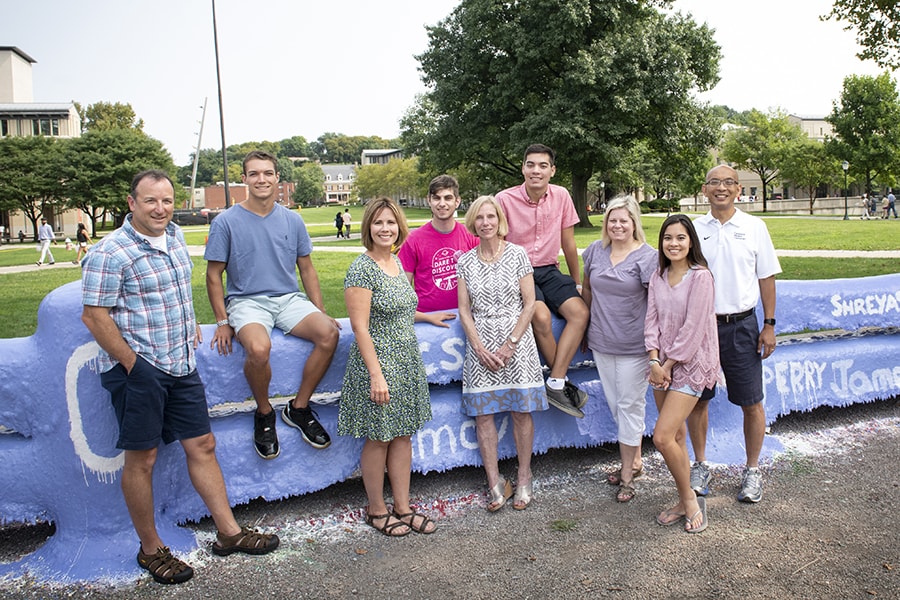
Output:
[487, 479, 513, 512]
[512, 481, 533, 510]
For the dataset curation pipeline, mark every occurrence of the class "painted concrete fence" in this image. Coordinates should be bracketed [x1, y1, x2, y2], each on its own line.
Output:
[0, 274, 898, 581]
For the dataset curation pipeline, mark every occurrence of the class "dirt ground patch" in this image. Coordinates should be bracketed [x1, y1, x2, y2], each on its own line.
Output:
[1, 399, 898, 599]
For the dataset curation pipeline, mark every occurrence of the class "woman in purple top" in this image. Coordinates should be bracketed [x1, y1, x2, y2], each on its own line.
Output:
[581, 195, 656, 503]
[645, 214, 719, 534]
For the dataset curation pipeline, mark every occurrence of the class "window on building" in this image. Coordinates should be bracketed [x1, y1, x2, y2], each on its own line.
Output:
[31, 118, 60, 136]
[1, 119, 8, 136]
[326, 175, 332, 181]
[338, 184, 343, 191]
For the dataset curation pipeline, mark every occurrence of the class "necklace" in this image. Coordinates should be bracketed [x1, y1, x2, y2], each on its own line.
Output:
[479, 240, 504, 263]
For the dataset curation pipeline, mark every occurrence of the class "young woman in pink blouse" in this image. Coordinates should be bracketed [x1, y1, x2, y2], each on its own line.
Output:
[644, 214, 719, 534]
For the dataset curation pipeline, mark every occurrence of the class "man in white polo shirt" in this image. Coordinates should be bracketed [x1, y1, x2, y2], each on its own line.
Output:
[690, 164, 781, 504]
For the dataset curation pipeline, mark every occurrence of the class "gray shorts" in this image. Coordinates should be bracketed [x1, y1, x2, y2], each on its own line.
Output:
[226, 292, 320, 335]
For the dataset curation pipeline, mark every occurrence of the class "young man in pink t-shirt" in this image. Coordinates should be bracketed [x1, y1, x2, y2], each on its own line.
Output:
[399, 174, 479, 327]
[496, 144, 589, 418]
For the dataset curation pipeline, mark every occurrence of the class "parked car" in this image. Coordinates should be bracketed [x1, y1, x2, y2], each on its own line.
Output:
[172, 208, 221, 226]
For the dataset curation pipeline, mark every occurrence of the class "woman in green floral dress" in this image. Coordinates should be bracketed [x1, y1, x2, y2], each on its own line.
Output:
[339, 197, 436, 537]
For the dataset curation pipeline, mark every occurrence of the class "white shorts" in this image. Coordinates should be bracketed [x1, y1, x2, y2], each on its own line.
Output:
[226, 292, 320, 335]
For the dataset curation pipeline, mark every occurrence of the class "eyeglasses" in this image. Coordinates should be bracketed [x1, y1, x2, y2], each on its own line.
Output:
[705, 178, 738, 187]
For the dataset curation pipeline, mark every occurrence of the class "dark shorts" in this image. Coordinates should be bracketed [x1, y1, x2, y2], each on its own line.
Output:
[716, 315, 764, 407]
[532, 265, 580, 315]
[100, 356, 211, 451]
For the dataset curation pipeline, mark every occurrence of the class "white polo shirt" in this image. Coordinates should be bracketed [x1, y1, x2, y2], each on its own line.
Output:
[694, 208, 781, 315]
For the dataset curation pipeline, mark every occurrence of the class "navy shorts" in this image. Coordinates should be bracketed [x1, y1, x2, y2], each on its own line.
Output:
[717, 316, 764, 407]
[532, 265, 580, 315]
[100, 356, 211, 451]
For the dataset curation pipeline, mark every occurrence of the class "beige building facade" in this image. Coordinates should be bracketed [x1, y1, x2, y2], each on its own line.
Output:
[0, 47, 83, 242]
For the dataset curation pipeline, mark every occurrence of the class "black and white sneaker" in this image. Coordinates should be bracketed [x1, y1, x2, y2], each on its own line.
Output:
[545, 384, 585, 418]
[564, 381, 588, 409]
[282, 404, 331, 449]
[253, 410, 280, 460]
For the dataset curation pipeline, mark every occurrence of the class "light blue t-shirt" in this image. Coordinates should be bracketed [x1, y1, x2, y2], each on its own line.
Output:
[204, 203, 313, 299]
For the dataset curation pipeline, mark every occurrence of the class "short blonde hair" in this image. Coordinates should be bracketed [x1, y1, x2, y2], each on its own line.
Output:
[464, 195, 509, 238]
[601, 194, 645, 248]
[360, 197, 409, 252]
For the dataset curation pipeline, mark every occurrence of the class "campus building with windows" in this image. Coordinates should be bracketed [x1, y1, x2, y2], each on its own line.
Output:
[0, 46, 82, 241]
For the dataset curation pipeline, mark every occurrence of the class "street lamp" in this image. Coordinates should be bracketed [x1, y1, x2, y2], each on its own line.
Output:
[841, 161, 849, 220]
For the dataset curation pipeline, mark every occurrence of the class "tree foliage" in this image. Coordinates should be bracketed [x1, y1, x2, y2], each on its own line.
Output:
[63, 129, 176, 233]
[292, 162, 325, 206]
[355, 157, 426, 202]
[311, 133, 397, 164]
[0, 136, 67, 240]
[826, 73, 900, 194]
[822, 1, 900, 69]
[76, 101, 145, 132]
[721, 109, 806, 211]
[779, 138, 841, 214]
[408, 0, 721, 225]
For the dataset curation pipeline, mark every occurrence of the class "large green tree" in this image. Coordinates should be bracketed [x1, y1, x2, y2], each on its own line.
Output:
[721, 109, 806, 211]
[76, 101, 145, 132]
[826, 73, 900, 195]
[355, 158, 425, 202]
[408, 0, 720, 226]
[279, 135, 315, 159]
[292, 162, 325, 206]
[779, 138, 842, 214]
[63, 129, 176, 233]
[823, 1, 900, 69]
[0, 136, 67, 240]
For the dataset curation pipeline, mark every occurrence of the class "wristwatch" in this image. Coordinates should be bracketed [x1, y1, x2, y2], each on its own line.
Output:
[216, 319, 230, 327]
[763, 318, 776, 326]
[508, 335, 519, 345]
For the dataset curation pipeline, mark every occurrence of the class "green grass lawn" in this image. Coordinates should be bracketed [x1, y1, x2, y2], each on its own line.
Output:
[1, 210, 897, 338]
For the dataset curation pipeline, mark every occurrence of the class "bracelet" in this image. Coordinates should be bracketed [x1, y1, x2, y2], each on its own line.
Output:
[648, 358, 661, 366]
[216, 319, 230, 328]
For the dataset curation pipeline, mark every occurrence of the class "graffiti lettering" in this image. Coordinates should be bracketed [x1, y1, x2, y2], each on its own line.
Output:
[830, 291, 900, 317]
[829, 360, 900, 398]
[415, 415, 508, 460]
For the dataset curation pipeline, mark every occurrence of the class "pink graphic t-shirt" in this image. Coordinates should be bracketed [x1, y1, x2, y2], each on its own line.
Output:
[398, 221, 479, 312]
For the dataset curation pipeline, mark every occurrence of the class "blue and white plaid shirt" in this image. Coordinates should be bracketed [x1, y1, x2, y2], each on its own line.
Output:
[81, 215, 197, 376]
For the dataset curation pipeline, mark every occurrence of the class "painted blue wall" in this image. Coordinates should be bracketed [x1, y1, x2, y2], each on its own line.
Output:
[0, 274, 898, 581]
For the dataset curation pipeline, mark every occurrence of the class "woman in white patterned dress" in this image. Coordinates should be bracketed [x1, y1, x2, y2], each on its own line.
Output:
[457, 196, 548, 512]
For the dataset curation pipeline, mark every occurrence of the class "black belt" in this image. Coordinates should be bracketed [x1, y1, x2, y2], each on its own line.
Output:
[716, 308, 754, 324]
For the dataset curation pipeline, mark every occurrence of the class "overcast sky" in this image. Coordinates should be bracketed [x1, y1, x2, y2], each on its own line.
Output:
[2, 0, 884, 166]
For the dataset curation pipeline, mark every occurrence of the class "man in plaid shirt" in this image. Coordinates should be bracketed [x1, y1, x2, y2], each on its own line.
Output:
[81, 170, 277, 584]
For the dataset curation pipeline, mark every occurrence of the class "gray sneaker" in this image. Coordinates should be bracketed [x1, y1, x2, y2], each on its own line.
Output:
[545, 384, 585, 418]
[690, 461, 711, 496]
[564, 381, 588, 409]
[737, 467, 763, 503]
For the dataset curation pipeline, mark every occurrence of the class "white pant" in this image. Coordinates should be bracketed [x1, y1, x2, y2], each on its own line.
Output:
[593, 351, 650, 446]
[39, 240, 55, 264]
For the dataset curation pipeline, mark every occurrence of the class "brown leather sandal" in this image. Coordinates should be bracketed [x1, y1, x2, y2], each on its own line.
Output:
[366, 511, 411, 537]
[137, 545, 194, 584]
[212, 526, 280, 556]
[616, 482, 636, 503]
[392, 510, 437, 534]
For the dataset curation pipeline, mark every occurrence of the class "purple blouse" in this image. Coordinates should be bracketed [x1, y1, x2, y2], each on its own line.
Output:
[644, 266, 719, 391]
[583, 241, 658, 355]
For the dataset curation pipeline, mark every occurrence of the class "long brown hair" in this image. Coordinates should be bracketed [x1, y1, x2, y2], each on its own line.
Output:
[656, 214, 708, 275]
